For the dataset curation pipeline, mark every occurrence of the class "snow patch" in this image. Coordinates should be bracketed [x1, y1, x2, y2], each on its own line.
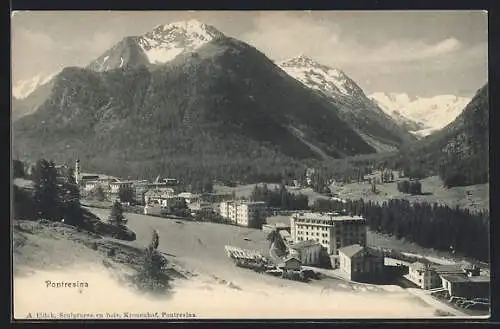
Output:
[13, 70, 60, 99]
[137, 19, 224, 65]
[144, 47, 183, 64]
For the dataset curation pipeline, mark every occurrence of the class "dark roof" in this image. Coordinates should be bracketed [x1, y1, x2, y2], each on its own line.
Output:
[81, 175, 100, 179]
[442, 274, 490, 283]
[468, 275, 490, 283]
[290, 240, 322, 250]
[279, 256, 302, 268]
[432, 264, 465, 274]
[283, 256, 301, 263]
[441, 274, 469, 283]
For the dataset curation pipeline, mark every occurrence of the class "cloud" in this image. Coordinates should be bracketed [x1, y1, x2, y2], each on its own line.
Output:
[81, 31, 118, 54]
[12, 27, 55, 50]
[241, 13, 469, 68]
[240, 12, 342, 61]
[355, 37, 463, 64]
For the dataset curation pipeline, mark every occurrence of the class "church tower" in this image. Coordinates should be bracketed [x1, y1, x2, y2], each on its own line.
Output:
[75, 158, 81, 184]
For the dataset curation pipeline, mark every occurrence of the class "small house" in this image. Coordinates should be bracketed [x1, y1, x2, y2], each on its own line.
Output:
[339, 244, 384, 282]
[407, 261, 441, 289]
[278, 256, 302, 271]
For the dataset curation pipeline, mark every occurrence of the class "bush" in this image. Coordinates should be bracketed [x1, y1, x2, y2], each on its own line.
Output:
[107, 247, 116, 257]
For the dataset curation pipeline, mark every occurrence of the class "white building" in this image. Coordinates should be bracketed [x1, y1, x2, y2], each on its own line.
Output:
[144, 188, 176, 206]
[218, 201, 266, 227]
[407, 262, 468, 290]
[187, 200, 212, 212]
[290, 212, 367, 256]
[109, 181, 135, 194]
[177, 192, 200, 205]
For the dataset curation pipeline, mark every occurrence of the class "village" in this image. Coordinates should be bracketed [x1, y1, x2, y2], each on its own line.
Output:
[72, 158, 489, 313]
[18, 158, 490, 316]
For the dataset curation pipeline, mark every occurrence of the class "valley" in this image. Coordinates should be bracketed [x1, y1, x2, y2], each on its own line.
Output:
[11, 13, 490, 320]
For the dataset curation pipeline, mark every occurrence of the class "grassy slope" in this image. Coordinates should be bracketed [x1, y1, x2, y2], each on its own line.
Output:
[214, 177, 489, 212]
[333, 175, 489, 212]
[13, 219, 191, 280]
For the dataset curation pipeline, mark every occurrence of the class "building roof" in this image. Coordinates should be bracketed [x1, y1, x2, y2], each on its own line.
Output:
[410, 261, 428, 271]
[290, 240, 322, 250]
[111, 180, 136, 184]
[442, 274, 490, 284]
[468, 275, 490, 283]
[292, 212, 365, 223]
[441, 274, 468, 283]
[178, 192, 200, 198]
[278, 230, 291, 238]
[339, 244, 383, 258]
[81, 175, 100, 180]
[84, 180, 100, 185]
[283, 256, 301, 263]
[145, 188, 175, 197]
[279, 256, 302, 268]
[410, 262, 468, 274]
[432, 264, 465, 275]
[339, 244, 364, 258]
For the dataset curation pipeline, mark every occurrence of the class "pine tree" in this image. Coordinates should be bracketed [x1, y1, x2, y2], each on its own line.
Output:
[109, 201, 125, 226]
[118, 185, 134, 203]
[13, 159, 26, 178]
[32, 159, 59, 221]
[92, 185, 106, 201]
[60, 167, 82, 225]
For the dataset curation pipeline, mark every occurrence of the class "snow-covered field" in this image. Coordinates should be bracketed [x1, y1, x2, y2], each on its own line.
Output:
[13, 209, 464, 319]
[13, 263, 442, 319]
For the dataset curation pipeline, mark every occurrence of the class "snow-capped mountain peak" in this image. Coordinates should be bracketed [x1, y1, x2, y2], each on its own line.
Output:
[369, 92, 472, 137]
[12, 70, 60, 99]
[88, 20, 226, 72]
[137, 20, 225, 65]
[278, 55, 361, 97]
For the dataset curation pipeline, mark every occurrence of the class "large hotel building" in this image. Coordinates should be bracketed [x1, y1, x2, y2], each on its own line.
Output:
[219, 201, 266, 227]
[290, 212, 368, 256]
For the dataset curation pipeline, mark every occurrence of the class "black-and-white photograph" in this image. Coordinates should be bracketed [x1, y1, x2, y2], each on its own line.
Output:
[11, 10, 489, 319]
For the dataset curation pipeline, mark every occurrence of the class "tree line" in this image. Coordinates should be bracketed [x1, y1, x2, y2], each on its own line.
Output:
[29, 159, 83, 226]
[311, 197, 489, 262]
[397, 180, 422, 195]
[250, 183, 309, 210]
[14, 158, 128, 229]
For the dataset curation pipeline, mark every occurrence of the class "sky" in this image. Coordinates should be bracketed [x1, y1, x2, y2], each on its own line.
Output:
[11, 10, 488, 98]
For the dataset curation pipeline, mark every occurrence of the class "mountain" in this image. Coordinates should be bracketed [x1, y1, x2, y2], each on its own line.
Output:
[87, 20, 225, 72]
[12, 71, 60, 99]
[12, 78, 55, 121]
[398, 84, 488, 187]
[278, 56, 416, 152]
[13, 21, 378, 183]
[370, 92, 471, 138]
